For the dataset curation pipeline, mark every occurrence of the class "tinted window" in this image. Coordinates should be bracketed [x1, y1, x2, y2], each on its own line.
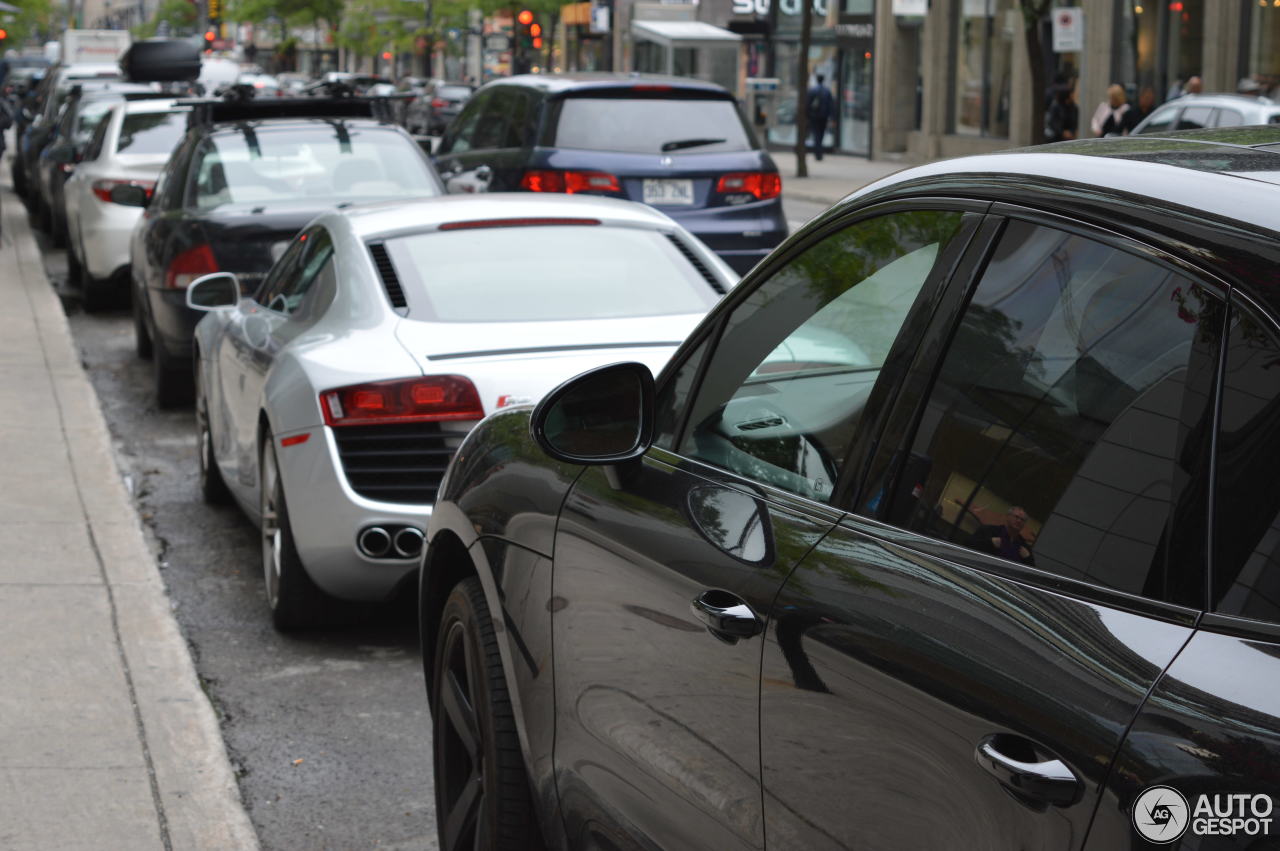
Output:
[552, 97, 753, 154]
[441, 90, 489, 153]
[654, 335, 711, 450]
[887, 220, 1222, 605]
[262, 229, 334, 315]
[1175, 105, 1213, 130]
[83, 112, 112, 161]
[1214, 107, 1245, 128]
[118, 111, 186, 155]
[1214, 303, 1280, 623]
[189, 125, 438, 209]
[677, 210, 969, 502]
[383, 225, 719, 322]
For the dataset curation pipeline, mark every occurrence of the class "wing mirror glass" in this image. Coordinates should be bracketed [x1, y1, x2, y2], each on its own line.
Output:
[186, 272, 241, 311]
[109, 184, 149, 207]
[531, 362, 655, 464]
[48, 144, 76, 164]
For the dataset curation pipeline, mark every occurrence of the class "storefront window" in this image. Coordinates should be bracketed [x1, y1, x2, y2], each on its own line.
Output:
[768, 42, 838, 149]
[952, 0, 1015, 138]
[1163, 0, 1203, 98]
[1117, 1, 1158, 100]
[1248, 1, 1280, 99]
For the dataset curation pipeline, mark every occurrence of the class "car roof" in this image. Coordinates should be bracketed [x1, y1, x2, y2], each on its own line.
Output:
[122, 98, 185, 114]
[335, 193, 682, 240]
[1157, 93, 1278, 110]
[485, 73, 731, 97]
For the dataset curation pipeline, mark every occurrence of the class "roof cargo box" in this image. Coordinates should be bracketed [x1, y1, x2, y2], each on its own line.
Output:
[121, 39, 201, 82]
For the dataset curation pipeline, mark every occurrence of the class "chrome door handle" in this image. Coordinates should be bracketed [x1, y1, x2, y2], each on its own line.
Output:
[691, 590, 762, 641]
[975, 735, 1082, 807]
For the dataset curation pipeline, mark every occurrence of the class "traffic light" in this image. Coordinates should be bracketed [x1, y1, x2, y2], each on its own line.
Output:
[517, 9, 534, 50]
[208, 0, 220, 20]
[0, 28, 7, 47]
[530, 22, 542, 49]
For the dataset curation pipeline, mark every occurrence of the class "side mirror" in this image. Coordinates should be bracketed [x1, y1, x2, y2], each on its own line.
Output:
[186, 272, 241, 311]
[48, 144, 76, 164]
[530, 362, 654, 464]
[109, 184, 150, 207]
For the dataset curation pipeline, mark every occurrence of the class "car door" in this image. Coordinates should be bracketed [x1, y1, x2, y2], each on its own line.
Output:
[550, 204, 987, 850]
[1087, 295, 1280, 850]
[759, 210, 1227, 849]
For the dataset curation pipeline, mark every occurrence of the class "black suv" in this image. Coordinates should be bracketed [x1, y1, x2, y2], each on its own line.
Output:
[420, 126, 1280, 850]
[130, 95, 444, 406]
[433, 74, 786, 275]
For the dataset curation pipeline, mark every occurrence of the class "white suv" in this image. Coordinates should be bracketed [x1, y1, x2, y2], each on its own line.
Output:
[1132, 93, 1280, 134]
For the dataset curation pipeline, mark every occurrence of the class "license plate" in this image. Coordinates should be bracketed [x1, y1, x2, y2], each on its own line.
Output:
[643, 179, 694, 206]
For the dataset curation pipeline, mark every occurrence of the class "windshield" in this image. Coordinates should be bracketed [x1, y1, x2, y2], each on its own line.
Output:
[189, 125, 440, 209]
[552, 96, 754, 154]
[118, 111, 186, 155]
[384, 225, 720, 322]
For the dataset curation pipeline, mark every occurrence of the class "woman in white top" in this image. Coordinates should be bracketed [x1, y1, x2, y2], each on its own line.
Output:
[1091, 84, 1130, 137]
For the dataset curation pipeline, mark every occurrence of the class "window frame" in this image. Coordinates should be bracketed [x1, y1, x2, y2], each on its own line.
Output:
[648, 197, 990, 511]
[862, 200, 1235, 623]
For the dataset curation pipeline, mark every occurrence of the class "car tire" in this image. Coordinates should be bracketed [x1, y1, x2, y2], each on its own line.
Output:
[133, 294, 153, 359]
[153, 343, 192, 408]
[66, 245, 84, 292]
[259, 435, 331, 630]
[195, 364, 232, 505]
[432, 576, 542, 851]
[77, 245, 112, 313]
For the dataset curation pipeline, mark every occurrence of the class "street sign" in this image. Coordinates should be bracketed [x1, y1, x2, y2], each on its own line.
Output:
[1052, 7, 1083, 53]
[485, 34, 510, 50]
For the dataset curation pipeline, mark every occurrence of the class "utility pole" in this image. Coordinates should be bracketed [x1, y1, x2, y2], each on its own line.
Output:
[424, 0, 434, 78]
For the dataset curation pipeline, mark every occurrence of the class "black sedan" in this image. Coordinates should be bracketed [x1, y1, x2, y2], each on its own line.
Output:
[433, 74, 786, 276]
[130, 96, 444, 406]
[418, 126, 1280, 850]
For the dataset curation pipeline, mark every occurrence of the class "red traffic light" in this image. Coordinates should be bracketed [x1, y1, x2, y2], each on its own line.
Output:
[204, 30, 215, 41]
[381, 51, 392, 59]
[0, 28, 8, 39]
[517, 9, 533, 25]
[529, 23, 541, 36]
[532, 36, 543, 48]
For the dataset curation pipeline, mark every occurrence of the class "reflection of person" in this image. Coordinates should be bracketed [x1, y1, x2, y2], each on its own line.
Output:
[806, 74, 834, 161]
[1091, 84, 1130, 137]
[967, 506, 1035, 565]
[1044, 81, 1078, 143]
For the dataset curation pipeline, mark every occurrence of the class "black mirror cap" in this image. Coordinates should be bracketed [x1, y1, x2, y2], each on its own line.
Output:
[530, 362, 656, 465]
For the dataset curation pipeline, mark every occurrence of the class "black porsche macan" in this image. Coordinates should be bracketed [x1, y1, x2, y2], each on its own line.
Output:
[418, 126, 1280, 850]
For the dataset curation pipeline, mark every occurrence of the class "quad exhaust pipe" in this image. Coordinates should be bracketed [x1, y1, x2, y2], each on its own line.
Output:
[357, 525, 424, 560]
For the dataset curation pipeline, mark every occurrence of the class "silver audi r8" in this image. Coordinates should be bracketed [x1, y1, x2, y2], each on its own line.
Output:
[187, 193, 736, 629]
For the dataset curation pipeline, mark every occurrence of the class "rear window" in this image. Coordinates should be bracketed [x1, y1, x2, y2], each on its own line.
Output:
[118, 111, 186, 154]
[383, 225, 719, 322]
[551, 96, 754, 154]
[189, 125, 439, 209]
[437, 86, 472, 100]
[74, 99, 119, 142]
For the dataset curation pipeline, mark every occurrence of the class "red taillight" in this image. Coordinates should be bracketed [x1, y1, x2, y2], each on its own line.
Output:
[91, 178, 156, 204]
[320, 376, 484, 427]
[520, 169, 621, 194]
[431, 97, 446, 108]
[716, 172, 782, 200]
[164, 243, 218, 289]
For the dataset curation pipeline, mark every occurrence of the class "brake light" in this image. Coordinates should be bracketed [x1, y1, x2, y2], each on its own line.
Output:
[91, 178, 156, 204]
[320, 376, 484, 427]
[431, 98, 446, 108]
[716, 172, 782, 200]
[520, 169, 621, 194]
[164, 243, 218, 289]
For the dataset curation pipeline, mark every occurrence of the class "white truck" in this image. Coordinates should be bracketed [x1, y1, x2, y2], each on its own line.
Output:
[59, 29, 131, 66]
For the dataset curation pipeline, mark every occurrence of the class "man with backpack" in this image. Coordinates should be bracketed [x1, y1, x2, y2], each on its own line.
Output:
[806, 74, 834, 161]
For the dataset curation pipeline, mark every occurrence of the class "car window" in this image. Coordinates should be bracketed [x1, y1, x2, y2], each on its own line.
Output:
[188, 125, 438, 209]
[1214, 107, 1245, 128]
[83, 112, 112, 161]
[118, 111, 186, 155]
[1137, 106, 1177, 134]
[383, 225, 719, 321]
[885, 219, 1223, 606]
[73, 99, 118, 144]
[470, 89, 515, 150]
[256, 233, 308, 307]
[263, 229, 334, 315]
[676, 210, 970, 503]
[1213, 301, 1280, 624]
[550, 96, 754, 154]
[438, 85, 472, 100]
[1175, 105, 1213, 130]
[441, 90, 489, 153]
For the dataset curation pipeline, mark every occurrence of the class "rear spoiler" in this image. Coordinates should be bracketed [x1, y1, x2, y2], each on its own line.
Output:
[177, 95, 401, 129]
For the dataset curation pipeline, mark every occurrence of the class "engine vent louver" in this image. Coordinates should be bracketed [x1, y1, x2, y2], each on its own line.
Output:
[665, 234, 726, 294]
[368, 242, 408, 309]
[333, 423, 459, 505]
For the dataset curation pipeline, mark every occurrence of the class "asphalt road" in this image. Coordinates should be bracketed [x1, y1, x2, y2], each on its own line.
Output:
[39, 193, 832, 850]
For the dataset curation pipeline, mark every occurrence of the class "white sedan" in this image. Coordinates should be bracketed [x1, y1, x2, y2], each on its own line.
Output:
[187, 193, 736, 629]
[64, 97, 188, 311]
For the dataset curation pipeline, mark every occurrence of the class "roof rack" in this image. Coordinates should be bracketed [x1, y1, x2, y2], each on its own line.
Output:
[177, 90, 399, 129]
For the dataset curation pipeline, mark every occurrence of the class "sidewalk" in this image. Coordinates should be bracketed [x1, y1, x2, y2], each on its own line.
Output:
[0, 178, 258, 848]
[772, 150, 911, 206]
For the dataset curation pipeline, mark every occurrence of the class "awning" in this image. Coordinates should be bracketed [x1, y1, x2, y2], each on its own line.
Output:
[631, 20, 742, 50]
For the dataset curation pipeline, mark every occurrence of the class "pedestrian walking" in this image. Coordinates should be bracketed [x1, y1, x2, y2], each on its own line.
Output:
[1123, 86, 1156, 133]
[806, 73, 834, 161]
[1044, 81, 1078, 143]
[1090, 84, 1130, 137]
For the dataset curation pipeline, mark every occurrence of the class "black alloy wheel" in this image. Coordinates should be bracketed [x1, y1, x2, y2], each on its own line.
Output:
[195, 364, 232, 505]
[433, 577, 541, 851]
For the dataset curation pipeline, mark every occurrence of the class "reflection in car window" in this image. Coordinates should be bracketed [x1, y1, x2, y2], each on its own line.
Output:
[1214, 108, 1245, 128]
[263, 229, 333, 315]
[118, 111, 186, 155]
[551, 98, 753, 154]
[678, 210, 968, 502]
[886, 220, 1222, 606]
[1214, 304, 1280, 624]
[189, 125, 438, 209]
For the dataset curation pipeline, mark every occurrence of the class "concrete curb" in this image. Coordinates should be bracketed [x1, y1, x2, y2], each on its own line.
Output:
[4, 184, 259, 850]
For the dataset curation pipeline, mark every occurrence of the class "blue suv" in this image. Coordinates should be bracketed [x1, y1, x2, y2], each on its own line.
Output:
[433, 74, 787, 275]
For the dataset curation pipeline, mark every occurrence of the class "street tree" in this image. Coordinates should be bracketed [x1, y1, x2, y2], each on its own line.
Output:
[792, 0, 814, 177]
[1019, 0, 1052, 145]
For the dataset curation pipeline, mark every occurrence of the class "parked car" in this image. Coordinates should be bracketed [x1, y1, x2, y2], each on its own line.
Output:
[12, 64, 121, 199]
[32, 83, 157, 245]
[186, 194, 733, 629]
[418, 126, 1280, 850]
[433, 73, 786, 275]
[64, 97, 188, 310]
[403, 80, 473, 136]
[130, 93, 443, 407]
[1130, 92, 1280, 133]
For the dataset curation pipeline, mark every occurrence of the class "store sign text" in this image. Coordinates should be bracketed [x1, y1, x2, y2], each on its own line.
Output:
[732, 0, 870, 17]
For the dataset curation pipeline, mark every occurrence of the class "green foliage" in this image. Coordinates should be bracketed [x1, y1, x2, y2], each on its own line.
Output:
[2, 0, 56, 47]
[133, 0, 198, 38]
